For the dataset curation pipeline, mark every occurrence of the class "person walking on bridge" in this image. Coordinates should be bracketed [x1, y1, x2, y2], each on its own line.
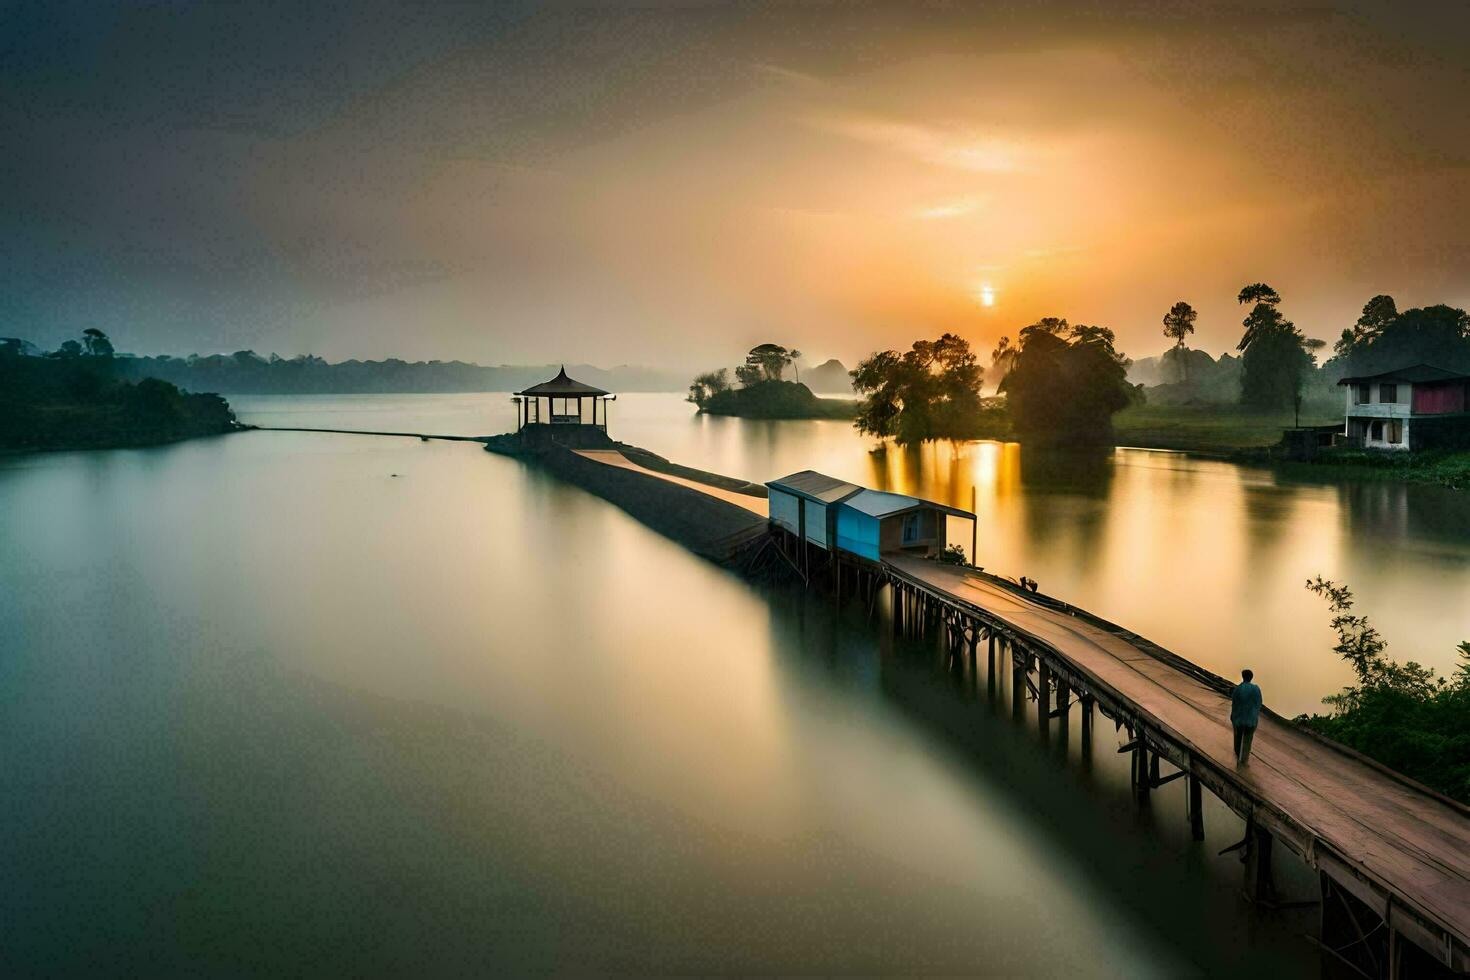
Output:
[1230, 669, 1262, 766]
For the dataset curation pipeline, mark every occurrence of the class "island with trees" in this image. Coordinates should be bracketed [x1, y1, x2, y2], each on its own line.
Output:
[688, 344, 858, 419]
[1, 331, 238, 452]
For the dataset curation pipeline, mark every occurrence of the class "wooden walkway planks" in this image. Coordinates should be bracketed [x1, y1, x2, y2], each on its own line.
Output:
[886, 553, 1470, 958]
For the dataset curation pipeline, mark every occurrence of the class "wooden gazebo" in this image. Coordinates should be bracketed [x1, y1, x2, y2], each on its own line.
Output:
[513, 367, 614, 431]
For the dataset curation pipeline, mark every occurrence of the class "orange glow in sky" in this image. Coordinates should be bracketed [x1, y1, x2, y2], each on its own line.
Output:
[10, 4, 1469, 370]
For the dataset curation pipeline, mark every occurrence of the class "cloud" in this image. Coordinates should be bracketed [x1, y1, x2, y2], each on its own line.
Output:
[811, 114, 1028, 173]
[912, 195, 990, 220]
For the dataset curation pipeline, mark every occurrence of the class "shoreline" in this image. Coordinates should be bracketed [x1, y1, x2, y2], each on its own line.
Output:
[0, 424, 246, 457]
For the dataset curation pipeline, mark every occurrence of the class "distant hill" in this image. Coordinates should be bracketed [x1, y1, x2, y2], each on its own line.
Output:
[1127, 355, 1167, 387]
[800, 358, 853, 393]
[103, 352, 686, 394]
[1138, 349, 1242, 405]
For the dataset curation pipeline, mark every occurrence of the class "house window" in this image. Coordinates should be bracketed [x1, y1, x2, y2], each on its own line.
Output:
[1380, 383, 1397, 404]
[1370, 420, 1383, 441]
[1386, 421, 1401, 443]
[902, 513, 920, 543]
[1353, 384, 1370, 404]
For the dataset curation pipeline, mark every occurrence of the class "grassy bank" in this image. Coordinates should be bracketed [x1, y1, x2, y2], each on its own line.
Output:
[1109, 403, 1470, 489]
[1112, 403, 1338, 454]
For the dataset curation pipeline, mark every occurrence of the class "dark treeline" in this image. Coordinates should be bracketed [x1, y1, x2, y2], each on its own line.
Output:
[1, 332, 236, 451]
[851, 326, 1135, 448]
[95, 351, 684, 395]
[1140, 288, 1470, 412]
[1329, 296, 1470, 377]
[848, 283, 1470, 452]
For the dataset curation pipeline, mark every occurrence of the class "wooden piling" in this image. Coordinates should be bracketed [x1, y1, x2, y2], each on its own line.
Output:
[1135, 728, 1151, 802]
[1243, 816, 1275, 903]
[1188, 772, 1205, 841]
[1038, 662, 1052, 739]
[1011, 644, 1026, 722]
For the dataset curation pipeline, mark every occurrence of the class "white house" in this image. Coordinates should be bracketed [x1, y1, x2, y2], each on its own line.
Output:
[1337, 364, 1470, 450]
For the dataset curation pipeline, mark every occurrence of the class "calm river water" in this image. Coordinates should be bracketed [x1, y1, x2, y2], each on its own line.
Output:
[3, 392, 1468, 975]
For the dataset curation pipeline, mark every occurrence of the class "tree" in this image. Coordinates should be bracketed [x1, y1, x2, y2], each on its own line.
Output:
[81, 328, 114, 358]
[989, 336, 1018, 384]
[850, 333, 987, 445]
[999, 319, 1133, 447]
[1300, 577, 1470, 802]
[1162, 301, 1197, 348]
[788, 349, 803, 382]
[1237, 283, 1281, 307]
[1235, 283, 1313, 410]
[744, 343, 796, 383]
[1338, 303, 1470, 375]
[53, 340, 83, 358]
[1334, 294, 1398, 361]
[734, 362, 764, 387]
[687, 369, 730, 408]
[1161, 301, 1198, 384]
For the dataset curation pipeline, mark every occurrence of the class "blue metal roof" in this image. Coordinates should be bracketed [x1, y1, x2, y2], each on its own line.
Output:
[765, 470, 863, 505]
[841, 488, 975, 520]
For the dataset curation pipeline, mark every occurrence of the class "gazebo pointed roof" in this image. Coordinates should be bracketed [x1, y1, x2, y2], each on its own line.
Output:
[515, 366, 610, 397]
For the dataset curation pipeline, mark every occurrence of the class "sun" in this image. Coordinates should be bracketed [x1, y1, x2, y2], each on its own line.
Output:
[977, 283, 996, 308]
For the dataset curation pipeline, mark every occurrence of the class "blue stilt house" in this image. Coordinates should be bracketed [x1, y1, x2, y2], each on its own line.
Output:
[766, 471, 975, 563]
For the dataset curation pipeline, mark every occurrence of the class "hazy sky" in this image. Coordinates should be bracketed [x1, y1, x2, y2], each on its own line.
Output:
[5, 1, 1468, 370]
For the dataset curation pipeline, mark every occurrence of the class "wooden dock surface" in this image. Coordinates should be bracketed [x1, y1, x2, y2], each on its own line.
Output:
[886, 553, 1470, 963]
[574, 450, 769, 517]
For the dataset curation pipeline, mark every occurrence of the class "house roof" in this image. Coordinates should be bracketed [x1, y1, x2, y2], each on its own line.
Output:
[1336, 364, 1469, 386]
[842, 488, 975, 521]
[765, 470, 863, 505]
[516, 366, 610, 397]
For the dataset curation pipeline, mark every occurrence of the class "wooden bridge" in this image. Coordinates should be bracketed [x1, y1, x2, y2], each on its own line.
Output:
[553, 446, 1470, 977]
[870, 551, 1470, 979]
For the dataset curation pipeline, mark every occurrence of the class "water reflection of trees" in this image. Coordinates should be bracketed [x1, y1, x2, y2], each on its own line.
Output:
[1336, 479, 1470, 543]
[1016, 448, 1114, 497]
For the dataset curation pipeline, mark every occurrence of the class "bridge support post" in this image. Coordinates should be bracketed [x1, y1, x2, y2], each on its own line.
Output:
[1188, 772, 1204, 841]
[1243, 816, 1275, 903]
[1079, 695, 1093, 763]
[1011, 646, 1026, 723]
[1134, 729, 1151, 802]
[1038, 662, 1052, 739]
